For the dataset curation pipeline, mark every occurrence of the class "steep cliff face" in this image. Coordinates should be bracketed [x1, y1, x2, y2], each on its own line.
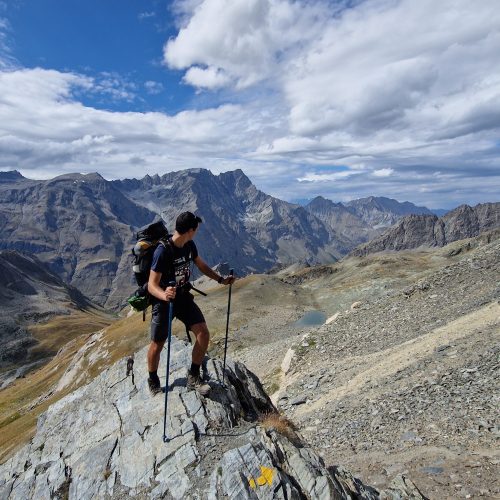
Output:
[351, 203, 500, 256]
[0, 339, 425, 499]
[442, 203, 499, 242]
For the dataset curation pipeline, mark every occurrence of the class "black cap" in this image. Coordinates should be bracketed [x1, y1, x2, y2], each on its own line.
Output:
[175, 211, 203, 234]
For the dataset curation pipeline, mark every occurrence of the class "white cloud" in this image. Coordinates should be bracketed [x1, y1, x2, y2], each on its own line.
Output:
[138, 11, 156, 20]
[373, 168, 394, 177]
[183, 66, 231, 89]
[0, 0, 499, 209]
[144, 80, 164, 95]
[164, 0, 324, 89]
[297, 170, 362, 182]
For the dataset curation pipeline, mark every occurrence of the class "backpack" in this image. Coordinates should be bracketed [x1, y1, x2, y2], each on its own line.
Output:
[127, 220, 171, 316]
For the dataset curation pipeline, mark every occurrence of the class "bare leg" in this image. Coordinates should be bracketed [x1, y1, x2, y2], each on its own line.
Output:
[147, 340, 165, 373]
[190, 322, 210, 365]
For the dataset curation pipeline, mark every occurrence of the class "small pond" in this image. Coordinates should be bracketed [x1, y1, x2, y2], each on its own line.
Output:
[291, 310, 326, 328]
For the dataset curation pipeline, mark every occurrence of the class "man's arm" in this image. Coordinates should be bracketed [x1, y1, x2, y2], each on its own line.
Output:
[194, 256, 235, 285]
[148, 270, 176, 301]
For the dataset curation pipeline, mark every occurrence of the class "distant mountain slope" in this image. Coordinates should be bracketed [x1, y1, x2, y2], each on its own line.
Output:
[0, 172, 156, 308]
[351, 203, 500, 256]
[305, 196, 379, 247]
[0, 250, 109, 382]
[346, 196, 434, 228]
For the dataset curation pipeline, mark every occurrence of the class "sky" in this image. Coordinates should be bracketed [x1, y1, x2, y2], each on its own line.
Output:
[0, 0, 499, 209]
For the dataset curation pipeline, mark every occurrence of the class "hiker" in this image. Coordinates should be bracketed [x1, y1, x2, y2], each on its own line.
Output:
[146, 211, 235, 396]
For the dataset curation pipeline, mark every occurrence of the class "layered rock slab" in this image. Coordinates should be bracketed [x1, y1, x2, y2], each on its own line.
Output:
[0, 338, 425, 499]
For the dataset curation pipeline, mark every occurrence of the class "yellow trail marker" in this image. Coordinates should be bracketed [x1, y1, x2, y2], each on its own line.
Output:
[249, 466, 275, 489]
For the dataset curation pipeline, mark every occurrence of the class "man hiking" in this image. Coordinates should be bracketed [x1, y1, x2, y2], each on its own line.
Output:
[146, 211, 235, 396]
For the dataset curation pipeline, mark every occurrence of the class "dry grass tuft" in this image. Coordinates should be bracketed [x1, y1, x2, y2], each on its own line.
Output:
[259, 411, 298, 441]
[103, 467, 112, 480]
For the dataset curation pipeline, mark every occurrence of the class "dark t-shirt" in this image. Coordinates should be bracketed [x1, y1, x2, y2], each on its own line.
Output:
[150, 239, 198, 290]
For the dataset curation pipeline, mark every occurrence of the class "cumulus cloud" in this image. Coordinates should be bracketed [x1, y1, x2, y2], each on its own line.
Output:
[164, 0, 324, 89]
[183, 66, 231, 89]
[0, 0, 499, 209]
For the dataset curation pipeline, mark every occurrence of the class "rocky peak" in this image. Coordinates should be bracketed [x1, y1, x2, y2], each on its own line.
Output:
[0, 170, 25, 183]
[0, 338, 425, 499]
[218, 168, 253, 193]
[442, 203, 500, 242]
[307, 196, 345, 212]
[47, 172, 105, 184]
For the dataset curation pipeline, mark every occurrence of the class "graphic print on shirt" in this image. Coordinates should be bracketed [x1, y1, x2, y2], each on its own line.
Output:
[173, 254, 191, 287]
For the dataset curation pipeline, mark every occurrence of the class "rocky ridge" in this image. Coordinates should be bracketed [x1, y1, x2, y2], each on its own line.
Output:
[352, 203, 499, 256]
[305, 196, 377, 248]
[345, 197, 434, 228]
[0, 172, 156, 308]
[0, 339, 426, 499]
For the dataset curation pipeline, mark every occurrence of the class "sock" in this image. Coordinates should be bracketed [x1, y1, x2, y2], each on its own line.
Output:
[149, 370, 159, 382]
[190, 363, 200, 377]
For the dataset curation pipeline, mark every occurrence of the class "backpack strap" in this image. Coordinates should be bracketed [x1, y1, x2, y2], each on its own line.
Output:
[158, 237, 175, 284]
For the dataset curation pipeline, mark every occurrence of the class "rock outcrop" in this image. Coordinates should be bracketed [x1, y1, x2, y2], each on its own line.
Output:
[0, 338, 425, 499]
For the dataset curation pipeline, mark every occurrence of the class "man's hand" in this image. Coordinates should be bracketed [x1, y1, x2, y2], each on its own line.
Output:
[220, 276, 236, 286]
[163, 286, 176, 302]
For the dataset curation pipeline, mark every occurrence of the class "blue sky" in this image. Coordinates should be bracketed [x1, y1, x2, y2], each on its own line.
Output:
[4, 0, 195, 113]
[0, 0, 499, 209]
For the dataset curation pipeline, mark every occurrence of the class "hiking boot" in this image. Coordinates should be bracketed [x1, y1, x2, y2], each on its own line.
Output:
[187, 371, 211, 396]
[148, 377, 162, 396]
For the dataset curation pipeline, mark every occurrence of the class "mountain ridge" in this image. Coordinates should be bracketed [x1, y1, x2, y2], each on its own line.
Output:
[351, 203, 500, 256]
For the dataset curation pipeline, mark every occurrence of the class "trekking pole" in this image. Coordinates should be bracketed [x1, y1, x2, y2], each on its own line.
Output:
[162, 281, 176, 443]
[222, 269, 234, 387]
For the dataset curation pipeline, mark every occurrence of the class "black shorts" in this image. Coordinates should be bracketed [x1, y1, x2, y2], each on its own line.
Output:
[150, 293, 205, 343]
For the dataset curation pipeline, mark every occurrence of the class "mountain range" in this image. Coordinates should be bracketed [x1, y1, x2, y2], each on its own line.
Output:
[0, 168, 446, 310]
